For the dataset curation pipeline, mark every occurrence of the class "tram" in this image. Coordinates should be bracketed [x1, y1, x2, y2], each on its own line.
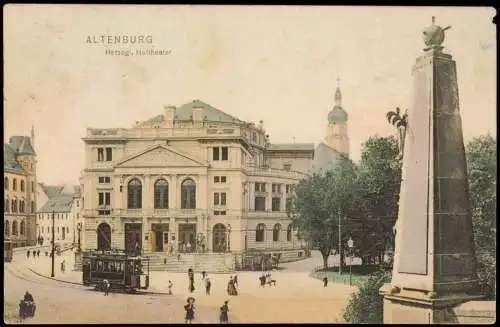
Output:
[82, 250, 150, 293]
[4, 240, 13, 262]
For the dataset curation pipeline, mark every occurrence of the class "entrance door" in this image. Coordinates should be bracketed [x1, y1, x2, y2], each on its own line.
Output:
[155, 231, 163, 252]
[97, 223, 111, 251]
[178, 224, 196, 252]
[125, 223, 142, 254]
[212, 224, 227, 253]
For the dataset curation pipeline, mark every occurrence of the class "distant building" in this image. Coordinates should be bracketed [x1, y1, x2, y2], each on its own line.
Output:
[80, 99, 313, 256]
[37, 184, 82, 246]
[3, 128, 37, 248]
[312, 84, 351, 173]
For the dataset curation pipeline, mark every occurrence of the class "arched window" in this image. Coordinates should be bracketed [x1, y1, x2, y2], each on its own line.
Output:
[256, 223, 266, 242]
[287, 224, 292, 242]
[11, 199, 17, 213]
[20, 221, 25, 235]
[273, 223, 282, 242]
[31, 201, 35, 213]
[154, 179, 169, 209]
[5, 198, 10, 213]
[19, 200, 25, 213]
[13, 179, 17, 191]
[127, 179, 142, 209]
[97, 222, 111, 251]
[5, 221, 10, 235]
[4, 177, 8, 190]
[20, 180, 25, 192]
[181, 179, 196, 209]
[12, 221, 18, 235]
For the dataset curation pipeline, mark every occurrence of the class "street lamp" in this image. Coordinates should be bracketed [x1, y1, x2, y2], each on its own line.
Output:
[51, 205, 56, 278]
[347, 237, 354, 286]
[227, 224, 231, 252]
[77, 222, 82, 252]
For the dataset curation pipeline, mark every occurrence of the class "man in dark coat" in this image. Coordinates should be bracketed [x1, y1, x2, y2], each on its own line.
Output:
[219, 300, 229, 324]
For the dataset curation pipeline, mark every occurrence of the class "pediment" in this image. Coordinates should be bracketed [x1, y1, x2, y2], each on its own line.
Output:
[116, 145, 207, 168]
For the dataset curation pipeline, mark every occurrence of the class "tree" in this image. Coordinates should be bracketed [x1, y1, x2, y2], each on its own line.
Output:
[353, 136, 401, 266]
[290, 159, 358, 270]
[465, 134, 496, 297]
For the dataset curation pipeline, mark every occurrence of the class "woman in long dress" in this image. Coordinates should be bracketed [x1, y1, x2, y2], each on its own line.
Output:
[219, 301, 229, 324]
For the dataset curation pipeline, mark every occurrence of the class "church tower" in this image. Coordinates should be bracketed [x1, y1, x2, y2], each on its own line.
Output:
[324, 80, 350, 156]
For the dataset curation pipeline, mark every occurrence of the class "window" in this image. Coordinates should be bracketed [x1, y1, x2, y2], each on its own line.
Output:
[214, 176, 220, 183]
[20, 221, 25, 235]
[5, 198, 10, 213]
[76, 200, 80, 207]
[31, 181, 35, 193]
[19, 200, 25, 213]
[287, 224, 292, 242]
[221, 147, 228, 160]
[20, 180, 25, 192]
[283, 164, 292, 171]
[286, 198, 293, 213]
[213, 147, 220, 160]
[214, 210, 227, 215]
[154, 179, 169, 209]
[12, 221, 18, 235]
[221, 176, 227, 183]
[106, 148, 113, 161]
[181, 178, 196, 209]
[97, 148, 104, 161]
[11, 199, 17, 213]
[256, 223, 265, 242]
[127, 179, 142, 209]
[67, 227, 69, 233]
[252, 132, 257, 142]
[272, 197, 281, 212]
[214, 176, 227, 183]
[286, 184, 291, 194]
[5, 221, 10, 235]
[214, 192, 227, 206]
[4, 177, 8, 190]
[13, 179, 17, 191]
[273, 223, 281, 242]
[213, 147, 229, 161]
[272, 184, 281, 193]
[255, 196, 266, 211]
[98, 176, 111, 184]
[31, 201, 35, 213]
[255, 182, 266, 192]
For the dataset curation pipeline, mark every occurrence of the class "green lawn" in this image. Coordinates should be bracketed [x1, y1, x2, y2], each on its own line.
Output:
[310, 265, 377, 288]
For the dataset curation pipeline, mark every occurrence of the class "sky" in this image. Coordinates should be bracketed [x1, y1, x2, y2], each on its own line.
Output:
[3, 5, 497, 185]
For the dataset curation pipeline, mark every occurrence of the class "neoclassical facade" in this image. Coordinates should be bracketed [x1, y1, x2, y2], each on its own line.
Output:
[81, 100, 314, 254]
[4, 130, 38, 248]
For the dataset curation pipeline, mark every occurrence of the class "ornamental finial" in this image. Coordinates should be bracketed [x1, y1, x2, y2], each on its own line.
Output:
[422, 16, 451, 52]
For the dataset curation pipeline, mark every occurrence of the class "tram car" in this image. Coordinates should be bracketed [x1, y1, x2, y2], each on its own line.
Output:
[82, 250, 150, 293]
[4, 240, 13, 262]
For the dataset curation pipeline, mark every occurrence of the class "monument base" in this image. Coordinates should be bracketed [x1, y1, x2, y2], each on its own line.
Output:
[380, 283, 485, 324]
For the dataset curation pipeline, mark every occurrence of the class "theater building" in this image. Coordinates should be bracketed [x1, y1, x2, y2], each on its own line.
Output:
[80, 100, 314, 256]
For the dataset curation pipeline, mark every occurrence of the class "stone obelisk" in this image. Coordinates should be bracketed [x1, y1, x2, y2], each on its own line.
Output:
[380, 17, 483, 324]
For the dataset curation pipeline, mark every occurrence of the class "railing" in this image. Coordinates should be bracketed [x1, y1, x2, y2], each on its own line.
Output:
[82, 208, 209, 217]
[245, 166, 309, 180]
[244, 210, 290, 218]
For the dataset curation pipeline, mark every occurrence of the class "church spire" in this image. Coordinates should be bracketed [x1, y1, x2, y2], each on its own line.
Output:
[334, 77, 342, 107]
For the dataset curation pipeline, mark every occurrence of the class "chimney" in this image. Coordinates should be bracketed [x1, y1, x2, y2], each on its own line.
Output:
[192, 105, 204, 122]
[164, 105, 176, 122]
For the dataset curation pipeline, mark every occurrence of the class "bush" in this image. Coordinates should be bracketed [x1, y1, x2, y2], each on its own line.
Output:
[342, 266, 391, 324]
[476, 250, 496, 299]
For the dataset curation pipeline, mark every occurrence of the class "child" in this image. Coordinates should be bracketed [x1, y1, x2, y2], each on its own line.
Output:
[168, 280, 173, 295]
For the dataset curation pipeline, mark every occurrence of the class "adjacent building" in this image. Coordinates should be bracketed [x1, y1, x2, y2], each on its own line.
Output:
[4, 128, 38, 248]
[80, 99, 315, 255]
[37, 184, 82, 246]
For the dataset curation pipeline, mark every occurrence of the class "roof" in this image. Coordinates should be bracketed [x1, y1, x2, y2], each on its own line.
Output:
[40, 183, 79, 198]
[9, 136, 36, 155]
[4, 135, 36, 172]
[312, 142, 347, 173]
[267, 143, 315, 152]
[3, 144, 24, 172]
[38, 195, 74, 213]
[143, 100, 245, 124]
[328, 106, 348, 123]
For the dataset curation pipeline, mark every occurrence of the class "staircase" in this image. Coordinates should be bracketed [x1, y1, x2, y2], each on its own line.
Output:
[144, 253, 235, 273]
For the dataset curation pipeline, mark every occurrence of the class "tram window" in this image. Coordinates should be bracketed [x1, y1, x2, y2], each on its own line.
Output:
[97, 261, 103, 271]
[103, 261, 110, 272]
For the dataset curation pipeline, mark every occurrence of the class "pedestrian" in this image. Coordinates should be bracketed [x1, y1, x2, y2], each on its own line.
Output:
[103, 279, 110, 296]
[233, 275, 238, 287]
[177, 253, 181, 262]
[60, 260, 66, 273]
[323, 277, 328, 287]
[184, 297, 195, 324]
[36, 250, 40, 257]
[32, 250, 36, 258]
[219, 300, 229, 324]
[201, 270, 206, 280]
[168, 280, 173, 295]
[205, 278, 211, 295]
[27, 250, 30, 259]
[186, 241, 191, 253]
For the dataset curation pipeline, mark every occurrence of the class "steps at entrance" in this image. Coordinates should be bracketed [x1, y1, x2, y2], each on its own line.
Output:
[144, 253, 235, 273]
